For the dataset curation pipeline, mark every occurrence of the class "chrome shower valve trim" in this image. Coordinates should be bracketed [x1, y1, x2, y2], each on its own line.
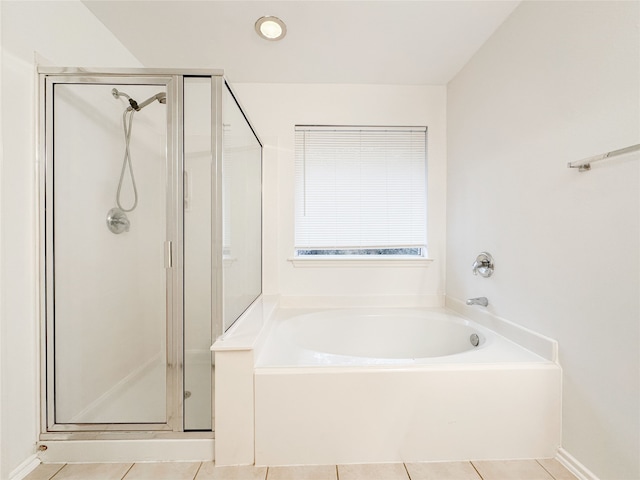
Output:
[472, 252, 494, 277]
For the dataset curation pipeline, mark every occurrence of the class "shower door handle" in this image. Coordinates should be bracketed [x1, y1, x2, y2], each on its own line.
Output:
[164, 241, 173, 269]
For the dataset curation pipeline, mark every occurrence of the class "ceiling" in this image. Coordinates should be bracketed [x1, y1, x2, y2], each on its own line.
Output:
[83, 1, 520, 85]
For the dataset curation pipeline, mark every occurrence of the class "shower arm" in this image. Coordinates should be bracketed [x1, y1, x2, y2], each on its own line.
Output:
[133, 93, 167, 111]
[112, 88, 166, 112]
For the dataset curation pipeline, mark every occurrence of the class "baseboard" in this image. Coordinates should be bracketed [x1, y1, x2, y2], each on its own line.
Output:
[9, 454, 40, 480]
[556, 448, 600, 480]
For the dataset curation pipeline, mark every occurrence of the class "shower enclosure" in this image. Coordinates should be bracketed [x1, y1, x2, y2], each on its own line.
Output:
[38, 69, 262, 436]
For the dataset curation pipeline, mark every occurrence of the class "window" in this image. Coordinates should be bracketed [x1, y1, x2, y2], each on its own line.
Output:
[294, 126, 427, 258]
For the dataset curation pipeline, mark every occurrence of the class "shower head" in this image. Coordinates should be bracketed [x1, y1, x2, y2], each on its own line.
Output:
[112, 88, 131, 100]
[111, 88, 139, 110]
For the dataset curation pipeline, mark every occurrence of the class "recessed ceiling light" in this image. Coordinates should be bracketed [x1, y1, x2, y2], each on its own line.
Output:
[255, 16, 287, 41]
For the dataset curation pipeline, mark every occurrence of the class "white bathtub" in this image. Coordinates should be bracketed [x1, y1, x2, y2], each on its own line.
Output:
[257, 308, 547, 367]
[253, 307, 561, 466]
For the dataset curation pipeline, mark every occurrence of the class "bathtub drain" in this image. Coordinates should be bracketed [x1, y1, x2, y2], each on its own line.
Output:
[470, 334, 480, 347]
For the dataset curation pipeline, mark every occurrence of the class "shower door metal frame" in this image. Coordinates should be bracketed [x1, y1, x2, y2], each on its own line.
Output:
[37, 68, 223, 438]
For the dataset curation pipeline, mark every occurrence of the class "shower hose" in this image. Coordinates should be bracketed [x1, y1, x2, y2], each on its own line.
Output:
[116, 107, 138, 212]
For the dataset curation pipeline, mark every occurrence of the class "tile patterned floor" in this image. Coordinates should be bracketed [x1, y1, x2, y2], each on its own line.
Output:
[25, 459, 577, 480]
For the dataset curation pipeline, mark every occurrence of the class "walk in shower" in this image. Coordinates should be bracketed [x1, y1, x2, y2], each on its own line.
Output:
[39, 69, 262, 437]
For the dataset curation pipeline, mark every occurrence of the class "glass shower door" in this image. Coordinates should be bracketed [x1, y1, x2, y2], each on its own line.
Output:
[49, 81, 171, 426]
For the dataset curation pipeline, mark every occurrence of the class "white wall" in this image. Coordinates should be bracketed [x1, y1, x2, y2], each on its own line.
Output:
[232, 84, 447, 306]
[0, 2, 4, 474]
[0, 1, 141, 477]
[446, 2, 639, 479]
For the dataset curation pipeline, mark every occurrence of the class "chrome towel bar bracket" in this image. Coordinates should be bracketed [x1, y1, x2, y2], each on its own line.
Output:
[567, 143, 640, 172]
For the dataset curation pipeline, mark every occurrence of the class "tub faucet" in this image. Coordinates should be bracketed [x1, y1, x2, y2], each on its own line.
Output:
[466, 297, 489, 307]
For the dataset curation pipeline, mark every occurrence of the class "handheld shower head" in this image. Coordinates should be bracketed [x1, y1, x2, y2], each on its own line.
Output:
[112, 88, 140, 110]
[111, 88, 130, 100]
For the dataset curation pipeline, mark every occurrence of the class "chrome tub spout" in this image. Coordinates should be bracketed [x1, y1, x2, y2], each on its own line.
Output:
[466, 297, 489, 307]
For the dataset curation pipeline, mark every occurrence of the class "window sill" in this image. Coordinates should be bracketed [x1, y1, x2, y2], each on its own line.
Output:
[287, 256, 434, 268]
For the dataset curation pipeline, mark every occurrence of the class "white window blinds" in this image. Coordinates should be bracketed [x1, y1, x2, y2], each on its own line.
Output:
[294, 126, 427, 253]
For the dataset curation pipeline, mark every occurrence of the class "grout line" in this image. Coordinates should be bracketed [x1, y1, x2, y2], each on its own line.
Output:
[265, 466, 270, 480]
[403, 462, 412, 480]
[192, 461, 203, 480]
[48, 463, 67, 480]
[121, 462, 136, 479]
[536, 459, 559, 480]
[335, 464, 339, 480]
[470, 461, 485, 480]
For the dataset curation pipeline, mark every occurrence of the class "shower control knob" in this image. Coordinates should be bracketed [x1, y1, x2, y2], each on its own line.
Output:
[106, 207, 130, 234]
[472, 252, 494, 277]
